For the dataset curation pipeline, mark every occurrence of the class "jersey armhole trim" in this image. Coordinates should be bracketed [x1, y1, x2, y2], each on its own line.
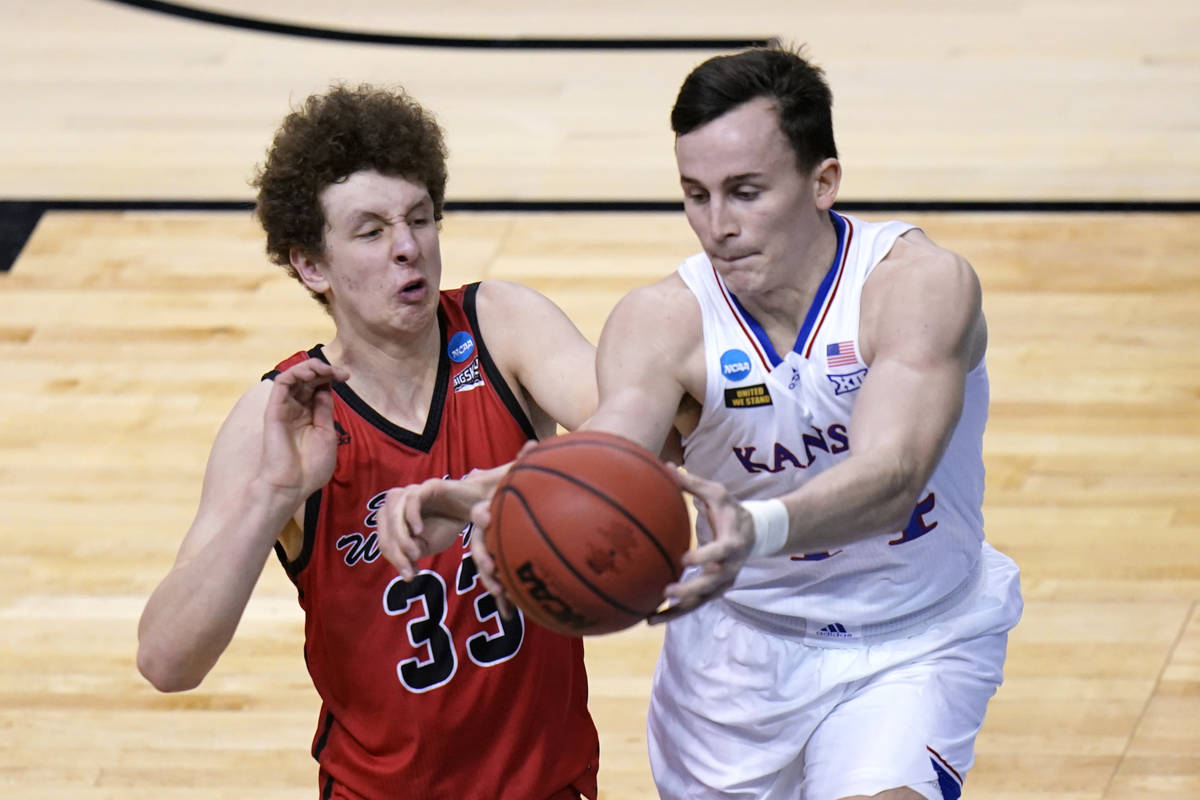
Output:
[463, 282, 539, 441]
[274, 488, 322, 579]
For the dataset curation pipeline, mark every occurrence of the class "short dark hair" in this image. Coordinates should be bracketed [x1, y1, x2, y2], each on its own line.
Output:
[671, 46, 837, 174]
[252, 84, 448, 304]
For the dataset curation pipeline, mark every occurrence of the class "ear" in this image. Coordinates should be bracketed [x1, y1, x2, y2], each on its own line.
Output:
[812, 158, 841, 212]
[290, 247, 330, 296]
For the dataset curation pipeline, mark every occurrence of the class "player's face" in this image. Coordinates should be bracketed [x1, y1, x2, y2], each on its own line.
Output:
[675, 97, 829, 295]
[308, 170, 443, 335]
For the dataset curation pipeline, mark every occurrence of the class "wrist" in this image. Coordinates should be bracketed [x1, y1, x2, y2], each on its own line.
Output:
[742, 498, 789, 558]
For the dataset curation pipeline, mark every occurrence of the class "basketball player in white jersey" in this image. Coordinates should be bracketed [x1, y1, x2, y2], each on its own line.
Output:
[381, 45, 1022, 800]
[577, 46, 1022, 800]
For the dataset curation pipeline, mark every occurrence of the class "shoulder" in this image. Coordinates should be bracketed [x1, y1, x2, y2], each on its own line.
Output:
[472, 279, 571, 326]
[470, 278, 594, 376]
[861, 229, 984, 364]
[599, 272, 703, 386]
[472, 278, 539, 307]
[871, 228, 977, 286]
[606, 272, 699, 333]
[864, 229, 981, 318]
[218, 377, 276, 440]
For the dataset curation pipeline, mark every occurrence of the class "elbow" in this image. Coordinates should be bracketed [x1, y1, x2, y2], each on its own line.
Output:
[876, 460, 930, 533]
[137, 644, 204, 693]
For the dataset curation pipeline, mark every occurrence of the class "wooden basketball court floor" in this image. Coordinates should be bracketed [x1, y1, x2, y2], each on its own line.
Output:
[1, 2, 1197, 798]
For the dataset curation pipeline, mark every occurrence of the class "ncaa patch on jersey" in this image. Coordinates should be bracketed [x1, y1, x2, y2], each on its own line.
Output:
[827, 368, 868, 396]
[448, 330, 476, 363]
[453, 357, 485, 392]
[719, 349, 752, 382]
[724, 383, 772, 408]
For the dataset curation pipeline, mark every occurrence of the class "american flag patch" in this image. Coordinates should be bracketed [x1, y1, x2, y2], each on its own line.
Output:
[826, 341, 858, 367]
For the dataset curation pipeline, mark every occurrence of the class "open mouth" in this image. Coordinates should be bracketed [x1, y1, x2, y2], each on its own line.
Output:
[398, 278, 426, 299]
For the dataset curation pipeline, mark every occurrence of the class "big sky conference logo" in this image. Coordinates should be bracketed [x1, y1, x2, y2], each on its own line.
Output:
[448, 331, 484, 392]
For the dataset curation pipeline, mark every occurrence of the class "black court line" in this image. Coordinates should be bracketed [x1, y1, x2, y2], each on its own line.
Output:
[4, 198, 1198, 273]
[0, 202, 46, 275]
[102, 0, 773, 50]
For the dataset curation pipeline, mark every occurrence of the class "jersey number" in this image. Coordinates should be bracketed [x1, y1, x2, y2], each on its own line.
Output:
[382, 554, 523, 693]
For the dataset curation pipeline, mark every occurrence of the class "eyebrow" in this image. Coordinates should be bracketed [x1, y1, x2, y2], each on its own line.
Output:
[345, 197, 433, 227]
[680, 172, 765, 186]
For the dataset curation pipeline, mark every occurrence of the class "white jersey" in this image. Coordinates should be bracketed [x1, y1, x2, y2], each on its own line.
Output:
[679, 211, 990, 639]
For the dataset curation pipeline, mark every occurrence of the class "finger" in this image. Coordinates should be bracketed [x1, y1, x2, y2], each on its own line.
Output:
[515, 439, 539, 460]
[648, 594, 704, 625]
[662, 562, 734, 601]
[276, 359, 322, 386]
[277, 359, 345, 394]
[470, 499, 492, 530]
[495, 592, 515, 620]
[390, 489, 433, 565]
[299, 357, 344, 378]
[475, 551, 515, 618]
[665, 462, 688, 490]
[468, 520, 515, 617]
[679, 538, 741, 568]
[378, 489, 418, 579]
[673, 467, 721, 497]
[402, 492, 425, 541]
[379, 537, 417, 581]
[311, 384, 335, 426]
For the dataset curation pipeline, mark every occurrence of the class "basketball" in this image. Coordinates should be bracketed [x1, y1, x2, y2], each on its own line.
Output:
[485, 430, 691, 636]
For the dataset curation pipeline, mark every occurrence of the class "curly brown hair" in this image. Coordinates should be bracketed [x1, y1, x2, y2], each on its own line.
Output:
[252, 84, 448, 305]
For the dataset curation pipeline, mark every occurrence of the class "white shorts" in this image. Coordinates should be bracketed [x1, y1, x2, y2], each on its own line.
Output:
[647, 544, 1022, 800]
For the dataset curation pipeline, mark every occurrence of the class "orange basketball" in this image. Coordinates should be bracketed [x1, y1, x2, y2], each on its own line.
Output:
[486, 430, 691, 636]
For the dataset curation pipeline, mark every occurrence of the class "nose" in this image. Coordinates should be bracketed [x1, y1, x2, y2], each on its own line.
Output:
[391, 223, 420, 263]
[708, 197, 739, 241]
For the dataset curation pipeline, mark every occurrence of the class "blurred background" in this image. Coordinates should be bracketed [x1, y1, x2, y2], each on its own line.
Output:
[1, 1, 1197, 798]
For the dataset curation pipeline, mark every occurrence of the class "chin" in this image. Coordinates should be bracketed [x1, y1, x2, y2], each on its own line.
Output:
[715, 267, 762, 295]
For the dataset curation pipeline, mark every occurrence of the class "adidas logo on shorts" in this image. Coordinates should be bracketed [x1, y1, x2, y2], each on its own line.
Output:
[816, 622, 852, 638]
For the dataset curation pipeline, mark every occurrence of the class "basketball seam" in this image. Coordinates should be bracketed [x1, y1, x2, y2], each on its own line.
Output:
[501, 485, 649, 621]
[508, 463, 683, 578]
[531, 435, 668, 475]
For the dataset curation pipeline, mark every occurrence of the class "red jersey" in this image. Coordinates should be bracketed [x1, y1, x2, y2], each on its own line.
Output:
[269, 284, 599, 800]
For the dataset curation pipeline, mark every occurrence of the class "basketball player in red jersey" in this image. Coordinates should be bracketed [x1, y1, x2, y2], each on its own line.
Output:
[136, 85, 600, 800]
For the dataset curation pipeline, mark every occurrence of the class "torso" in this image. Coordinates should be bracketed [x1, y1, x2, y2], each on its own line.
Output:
[677, 212, 989, 641]
[268, 284, 598, 799]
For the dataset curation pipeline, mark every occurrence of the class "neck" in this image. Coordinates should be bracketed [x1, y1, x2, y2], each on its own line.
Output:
[740, 211, 839, 339]
[323, 321, 443, 428]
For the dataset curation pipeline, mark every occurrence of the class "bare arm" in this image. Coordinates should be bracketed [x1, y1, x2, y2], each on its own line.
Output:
[783, 239, 983, 548]
[474, 279, 599, 433]
[136, 358, 347, 691]
[660, 237, 985, 617]
[586, 277, 699, 450]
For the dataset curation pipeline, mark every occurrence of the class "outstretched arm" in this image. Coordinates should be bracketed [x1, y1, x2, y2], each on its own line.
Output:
[658, 237, 986, 620]
[474, 279, 599, 433]
[137, 358, 348, 691]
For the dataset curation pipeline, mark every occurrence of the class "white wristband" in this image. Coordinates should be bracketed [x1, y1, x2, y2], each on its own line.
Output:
[743, 498, 789, 558]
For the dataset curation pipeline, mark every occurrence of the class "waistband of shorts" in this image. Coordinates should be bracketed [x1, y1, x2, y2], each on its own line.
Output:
[719, 555, 984, 646]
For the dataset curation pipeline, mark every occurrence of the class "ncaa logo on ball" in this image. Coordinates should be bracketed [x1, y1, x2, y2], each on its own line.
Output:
[719, 349, 752, 382]
[447, 331, 475, 363]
